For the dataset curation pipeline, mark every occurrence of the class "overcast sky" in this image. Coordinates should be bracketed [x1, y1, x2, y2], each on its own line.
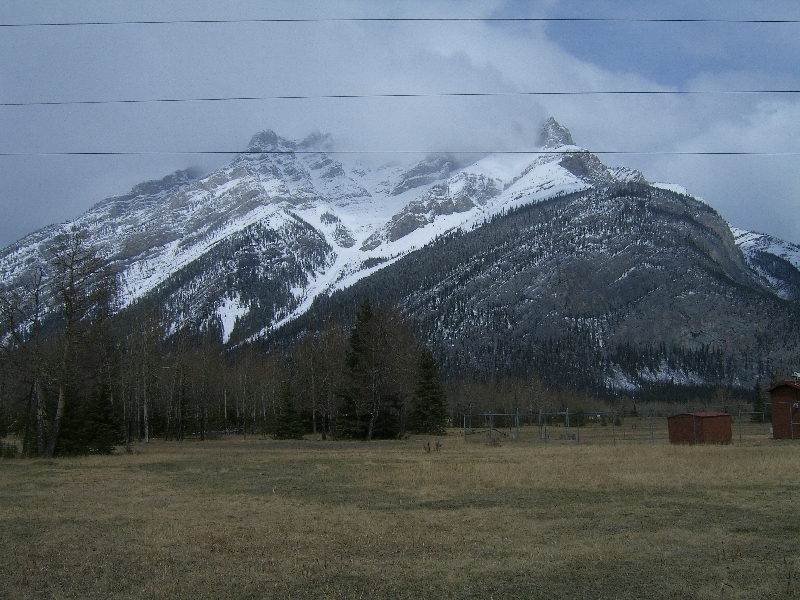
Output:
[1, 0, 799, 248]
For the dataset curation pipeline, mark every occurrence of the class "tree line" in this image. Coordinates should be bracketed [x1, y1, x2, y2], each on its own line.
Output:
[1, 224, 774, 456]
[0, 228, 449, 455]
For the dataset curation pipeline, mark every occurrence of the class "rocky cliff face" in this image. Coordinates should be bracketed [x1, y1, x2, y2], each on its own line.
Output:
[540, 117, 575, 148]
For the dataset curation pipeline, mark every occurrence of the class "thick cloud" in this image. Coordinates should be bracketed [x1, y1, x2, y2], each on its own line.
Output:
[1, 0, 798, 246]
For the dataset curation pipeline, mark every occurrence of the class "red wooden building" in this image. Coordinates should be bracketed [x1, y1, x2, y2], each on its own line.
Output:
[767, 380, 800, 439]
[667, 411, 732, 445]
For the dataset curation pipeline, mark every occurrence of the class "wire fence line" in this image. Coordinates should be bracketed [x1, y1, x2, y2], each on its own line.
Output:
[460, 406, 774, 446]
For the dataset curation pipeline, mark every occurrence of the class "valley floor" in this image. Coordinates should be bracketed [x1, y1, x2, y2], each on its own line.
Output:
[1, 428, 799, 599]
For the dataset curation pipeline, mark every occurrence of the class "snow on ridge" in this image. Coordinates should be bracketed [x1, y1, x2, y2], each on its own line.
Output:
[652, 182, 691, 196]
[114, 151, 438, 314]
[262, 155, 591, 335]
[119, 203, 287, 305]
[11, 122, 726, 343]
[462, 152, 546, 184]
[731, 226, 800, 270]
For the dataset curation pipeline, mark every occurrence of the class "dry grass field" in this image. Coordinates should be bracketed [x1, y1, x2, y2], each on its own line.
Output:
[2, 420, 799, 599]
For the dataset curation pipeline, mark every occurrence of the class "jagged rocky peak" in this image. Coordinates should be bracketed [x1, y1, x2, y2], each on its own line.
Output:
[247, 130, 297, 152]
[539, 117, 575, 149]
[298, 131, 334, 152]
[608, 166, 648, 185]
[125, 169, 198, 198]
[247, 129, 336, 154]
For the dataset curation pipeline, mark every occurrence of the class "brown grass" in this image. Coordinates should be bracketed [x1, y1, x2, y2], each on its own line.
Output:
[1, 424, 799, 599]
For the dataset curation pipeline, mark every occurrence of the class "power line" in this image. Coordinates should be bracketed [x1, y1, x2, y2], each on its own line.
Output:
[3, 89, 800, 107]
[2, 17, 800, 27]
[2, 150, 798, 157]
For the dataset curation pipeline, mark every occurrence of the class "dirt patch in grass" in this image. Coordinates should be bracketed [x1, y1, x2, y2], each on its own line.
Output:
[1, 433, 799, 599]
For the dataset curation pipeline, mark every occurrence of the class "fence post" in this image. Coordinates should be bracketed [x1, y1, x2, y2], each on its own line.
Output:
[612, 410, 616, 446]
[650, 409, 655, 444]
[538, 409, 543, 442]
[738, 405, 742, 444]
[515, 408, 520, 442]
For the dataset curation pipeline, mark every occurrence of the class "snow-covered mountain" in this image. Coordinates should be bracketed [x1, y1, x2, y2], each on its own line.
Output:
[1, 118, 798, 390]
[731, 228, 800, 301]
[0, 118, 647, 342]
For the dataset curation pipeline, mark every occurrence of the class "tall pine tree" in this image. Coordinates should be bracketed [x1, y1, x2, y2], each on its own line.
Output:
[56, 381, 123, 455]
[273, 382, 307, 440]
[407, 349, 448, 435]
[336, 299, 418, 440]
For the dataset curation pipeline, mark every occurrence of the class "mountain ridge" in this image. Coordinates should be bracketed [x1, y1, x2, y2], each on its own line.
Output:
[2, 119, 799, 390]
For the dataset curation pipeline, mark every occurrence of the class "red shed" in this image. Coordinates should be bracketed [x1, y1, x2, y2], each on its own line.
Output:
[767, 380, 800, 439]
[667, 411, 732, 445]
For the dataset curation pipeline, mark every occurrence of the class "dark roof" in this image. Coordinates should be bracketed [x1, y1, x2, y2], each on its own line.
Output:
[767, 380, 800, 393]
[668, 411, 730, 419]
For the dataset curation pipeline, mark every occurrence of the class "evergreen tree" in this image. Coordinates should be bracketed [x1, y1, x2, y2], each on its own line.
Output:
[337, 299, 417, 440]
[407, 349, 448, 435]
[343, 299, 383, 439]
[273, 383, 307, 440]
[56, 382, 123, 455]
[334, 389, 370, 439]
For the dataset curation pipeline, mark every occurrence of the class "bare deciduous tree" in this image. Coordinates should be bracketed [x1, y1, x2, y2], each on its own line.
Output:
[0, 267, 46, 454]
[44, 227, 115, 456]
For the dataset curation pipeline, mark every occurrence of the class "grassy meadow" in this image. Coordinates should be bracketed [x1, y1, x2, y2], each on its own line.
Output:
[1, 420, 799, 599]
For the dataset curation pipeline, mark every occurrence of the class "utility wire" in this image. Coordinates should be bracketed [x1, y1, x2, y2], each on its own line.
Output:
[1, 18, 800, 27]
[3, 89, 800, 107]
[2, 150, 798, 157]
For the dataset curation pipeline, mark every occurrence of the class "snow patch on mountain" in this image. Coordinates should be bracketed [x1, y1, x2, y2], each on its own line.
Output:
[217, 295, 248, 344]
[653, 182, 691, 196]
[606, 360, 709, 391]
[731, 226, 800, 300]
[5, 117, 797, 347]
[118, 203, 291, 305]
[732, 228, 800, 270]
[639, 360, 708, 386]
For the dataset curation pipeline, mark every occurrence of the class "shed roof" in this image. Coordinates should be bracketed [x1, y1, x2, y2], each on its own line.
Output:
[668, 411, 730, 419]
[767, 380, 800, 393]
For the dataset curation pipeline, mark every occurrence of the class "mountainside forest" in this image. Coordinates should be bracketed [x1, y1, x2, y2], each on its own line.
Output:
[288, 183, 800, 393]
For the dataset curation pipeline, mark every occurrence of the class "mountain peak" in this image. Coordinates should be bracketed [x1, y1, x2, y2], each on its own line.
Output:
[247, 130, 296, 152]
[247, 129, 335, 153]
[539, 117, 575, 149]
[299, 131, 334, 152]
